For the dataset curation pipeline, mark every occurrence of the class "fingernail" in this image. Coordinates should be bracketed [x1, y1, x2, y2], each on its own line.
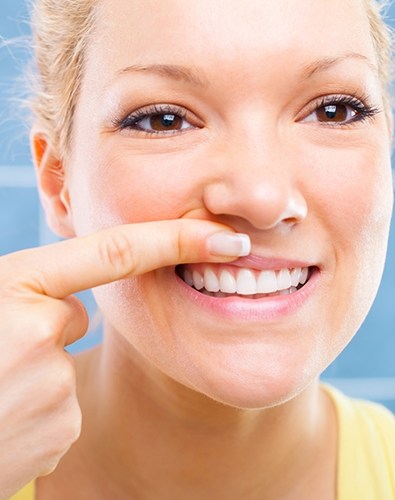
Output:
[207, 231, 251, 257]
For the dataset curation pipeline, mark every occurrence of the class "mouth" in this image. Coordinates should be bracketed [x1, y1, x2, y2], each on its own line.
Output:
[176, 263, 316, 299]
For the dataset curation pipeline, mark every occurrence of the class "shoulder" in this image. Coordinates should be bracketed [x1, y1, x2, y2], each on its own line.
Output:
[322, 383, 395, 500]
[354, 396, 395, 444]
[8, 481, 35, 500]
[323, 383, 395, 455]
[351, 396, 395, 466]
[324, 383, 395, 443]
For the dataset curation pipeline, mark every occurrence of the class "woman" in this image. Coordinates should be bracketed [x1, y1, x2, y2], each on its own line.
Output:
[3, 0, 395, 498]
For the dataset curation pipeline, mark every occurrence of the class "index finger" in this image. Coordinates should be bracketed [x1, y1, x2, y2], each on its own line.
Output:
[2, 220, 250, 299]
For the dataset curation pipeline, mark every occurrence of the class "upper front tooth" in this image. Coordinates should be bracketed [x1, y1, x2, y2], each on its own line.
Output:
[219, 270, 237, 293]
[204, 268, 220, 292]
[256, 270, 277, 293]
[188, 266, 309, 295]
[236, 269, 257, 295]
[277, 269, 292, 290]
[290, 268, 301, 287]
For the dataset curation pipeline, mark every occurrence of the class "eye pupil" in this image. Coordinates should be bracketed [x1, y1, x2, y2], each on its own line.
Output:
[150, 113, 182, 131]
[161, 114, 176, 127]
[325, 105, 337, 119]
[317, 104, 348, 123]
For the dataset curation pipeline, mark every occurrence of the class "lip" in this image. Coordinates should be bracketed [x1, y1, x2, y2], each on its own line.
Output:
[230, 255, 313, 271]
[174, 264, 320, 322]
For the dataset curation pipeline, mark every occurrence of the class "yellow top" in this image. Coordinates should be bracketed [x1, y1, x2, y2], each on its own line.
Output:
[325, 384, 395, 500]
[8, 385, 395, 500]
[8, 479, 34, 500]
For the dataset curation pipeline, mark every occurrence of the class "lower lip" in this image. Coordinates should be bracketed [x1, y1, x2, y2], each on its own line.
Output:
[174, 268, 320, 322]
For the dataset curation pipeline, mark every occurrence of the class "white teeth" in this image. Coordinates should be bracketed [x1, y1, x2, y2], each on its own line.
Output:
[185, 265, 311, 296]
[290, 267, 301, 287]
[277, 269, 292, 290]
[236, 269, 257, 295]
[300, 267, 308, 285]
[219, 270, 237, 293]
[183, 269, 194, 286]
[204, 268, 220, 292]
[192, 270, 204, 290]
[256, 270, 277, 293]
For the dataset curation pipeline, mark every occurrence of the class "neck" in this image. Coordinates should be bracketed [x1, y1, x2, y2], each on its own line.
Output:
[67, 327, 335, 499]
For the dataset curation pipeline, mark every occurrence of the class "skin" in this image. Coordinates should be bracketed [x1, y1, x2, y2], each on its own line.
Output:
[61, 0, 393, 410]
[10, 0, 392, 498]
[0, 220, 243, 499]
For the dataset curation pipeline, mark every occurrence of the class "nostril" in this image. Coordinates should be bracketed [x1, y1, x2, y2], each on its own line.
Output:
[281, 195, 308, 225]
[203, 180, 307, 231]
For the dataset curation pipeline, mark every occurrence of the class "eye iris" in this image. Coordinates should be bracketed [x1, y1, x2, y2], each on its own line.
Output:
[150, 113, 182, 131]
[317, 104, 348, 123]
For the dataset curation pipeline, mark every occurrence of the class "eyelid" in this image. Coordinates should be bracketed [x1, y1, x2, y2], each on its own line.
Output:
[114, 103, 203, 135]
[298, 93, 381, 127]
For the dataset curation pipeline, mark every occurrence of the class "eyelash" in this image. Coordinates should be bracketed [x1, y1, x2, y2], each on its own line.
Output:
[116, 104, 190, 135]
[306, 94, 381, 127]
[115, 94, 381, 135]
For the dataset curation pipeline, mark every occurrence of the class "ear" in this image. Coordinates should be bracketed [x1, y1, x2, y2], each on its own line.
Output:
[31, 130, 76, 238]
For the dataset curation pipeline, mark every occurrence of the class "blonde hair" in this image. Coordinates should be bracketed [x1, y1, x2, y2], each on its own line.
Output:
[30, 0, 96, 156]
[30, 0, 394, 155]
[363, 0, 394, 127]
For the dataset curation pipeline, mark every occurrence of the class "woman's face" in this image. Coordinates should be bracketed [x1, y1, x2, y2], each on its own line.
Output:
[65, 0, 393, 408]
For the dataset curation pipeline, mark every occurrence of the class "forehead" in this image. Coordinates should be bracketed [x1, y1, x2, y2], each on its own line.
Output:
[90, 0, 375, 69]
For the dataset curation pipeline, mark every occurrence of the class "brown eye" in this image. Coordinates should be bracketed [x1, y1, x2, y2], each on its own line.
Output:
[300, 96, 374, 127]
[315, 104, 350, 123]
[149, 114, 183, 131]
[121, 107, 196, 134]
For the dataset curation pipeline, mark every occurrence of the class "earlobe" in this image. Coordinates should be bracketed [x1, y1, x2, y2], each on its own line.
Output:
[31, 131, 76, 238]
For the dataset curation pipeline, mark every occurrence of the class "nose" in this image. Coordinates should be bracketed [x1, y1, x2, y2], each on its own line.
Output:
[203, 139, 308, 231]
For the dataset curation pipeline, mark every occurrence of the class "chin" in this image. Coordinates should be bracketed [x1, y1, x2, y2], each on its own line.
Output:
[197, 377, 314, 410]
[178, 350, 322, 411]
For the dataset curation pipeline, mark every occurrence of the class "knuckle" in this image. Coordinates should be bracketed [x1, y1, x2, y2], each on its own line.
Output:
[55, 409, 82, 454]
[0, 251, 40, 294]
[44, 402, 81, 461]
[52, 362, 76, 400]
[54, 405, 82, 449]
[33, 321, 58, 350]
[0, 252, 20, 279]
[0, 276, 28, 305]
[31, 304, 71, 351]
[39, 459, 61, 477]
[97, 231, 136, 276]
[38, 398, 81, 475]
[176, 224, 191, 263]
[177, 229, 185, 262]
[31, 299, 77, 355]
[65, 405, 82, 443]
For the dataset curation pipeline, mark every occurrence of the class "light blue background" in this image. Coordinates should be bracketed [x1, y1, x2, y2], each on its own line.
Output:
[1, 1, 394, 411]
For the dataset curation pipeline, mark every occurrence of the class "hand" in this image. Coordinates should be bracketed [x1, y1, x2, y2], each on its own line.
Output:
[0, 219, 249, 498]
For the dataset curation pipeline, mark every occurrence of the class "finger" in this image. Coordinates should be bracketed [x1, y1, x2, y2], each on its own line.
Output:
[0, 296, 88, 359]
[2, 220, 250, 299]
[17, 296, 88, 349]
[61, 295, 90, 346]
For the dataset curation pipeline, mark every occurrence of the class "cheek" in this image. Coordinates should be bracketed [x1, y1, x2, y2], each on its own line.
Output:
[68, 147, 204, 233]
[304, 133, 393, 240]
[306, 139, 393, 338]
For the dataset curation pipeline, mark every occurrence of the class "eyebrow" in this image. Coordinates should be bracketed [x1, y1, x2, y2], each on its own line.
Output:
[116, 63, 208, 87]
[301, 52, 379, 79]
[111, 52, 378, 89]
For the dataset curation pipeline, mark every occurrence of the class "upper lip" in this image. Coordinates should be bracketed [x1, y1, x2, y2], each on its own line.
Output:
[229, 255, 317, 271]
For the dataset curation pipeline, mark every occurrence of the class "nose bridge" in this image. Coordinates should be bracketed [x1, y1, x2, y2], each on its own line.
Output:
[203, 130, 307, 230]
